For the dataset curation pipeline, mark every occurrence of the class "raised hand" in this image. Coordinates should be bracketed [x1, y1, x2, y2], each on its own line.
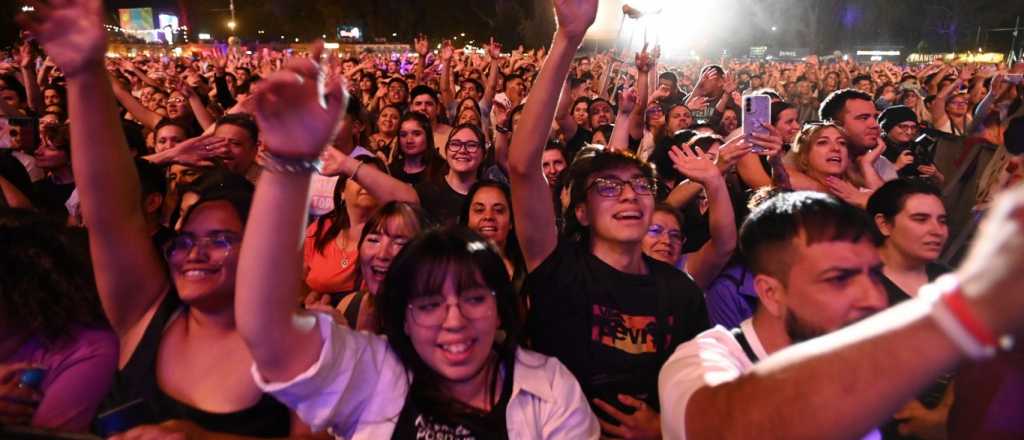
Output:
[439, 40, 454, 63]
[669, 144, 722, 185]
[715, 136, 754, 173]
[167, 134, 230, 166]
[16, 0, 107, 77]
[485, 37, 503, 60]
[553, 0, 599, 40]
[413, 34, 429, 57]
[249, 42, 349, 159]
[618, 87, 638, 115]
[17, 42, 36, 69]
[635, 43, 653, 74]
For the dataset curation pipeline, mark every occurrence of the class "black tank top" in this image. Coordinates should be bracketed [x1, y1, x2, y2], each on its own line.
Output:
[100, 292, 291, 437]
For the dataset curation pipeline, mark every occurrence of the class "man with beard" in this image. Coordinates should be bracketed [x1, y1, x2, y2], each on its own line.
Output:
[821, 89, 900, 183]
[659, 191, 888, 440]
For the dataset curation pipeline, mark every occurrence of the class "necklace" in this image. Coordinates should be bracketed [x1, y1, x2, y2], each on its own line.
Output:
[336, 233, 353, 268]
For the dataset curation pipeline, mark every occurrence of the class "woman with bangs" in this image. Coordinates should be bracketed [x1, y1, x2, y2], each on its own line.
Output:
[232, 39, 598, 436]
[303, 153, 416, 298]
[317, 201, 430, 332]
[29, 4, 320, 437]
[784, 122, 885, 208]
[506, 4, 709, 437]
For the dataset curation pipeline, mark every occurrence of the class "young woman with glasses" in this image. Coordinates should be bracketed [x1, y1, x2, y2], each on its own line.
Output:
[27, 3, 320, 437]
[414, 123, 488, 224]
[231, 43, 598, 438]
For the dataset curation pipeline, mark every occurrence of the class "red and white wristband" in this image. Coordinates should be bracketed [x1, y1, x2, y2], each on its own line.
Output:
[921, 274, 1014, 360]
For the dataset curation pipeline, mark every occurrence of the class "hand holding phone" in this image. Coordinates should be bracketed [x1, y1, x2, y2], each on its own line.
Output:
[743, 95, 771, 153]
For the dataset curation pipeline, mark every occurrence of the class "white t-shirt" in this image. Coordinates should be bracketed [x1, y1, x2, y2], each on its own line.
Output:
[658, 319, 880, 440]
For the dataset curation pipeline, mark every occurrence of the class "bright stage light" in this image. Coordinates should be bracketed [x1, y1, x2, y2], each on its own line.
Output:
[588, 0, 735, 60]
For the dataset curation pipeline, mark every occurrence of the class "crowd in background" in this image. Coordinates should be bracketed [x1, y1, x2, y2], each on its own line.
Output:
[2, 0, 1024, 439]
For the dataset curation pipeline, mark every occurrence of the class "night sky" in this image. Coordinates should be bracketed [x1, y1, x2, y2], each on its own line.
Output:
[3, 0, 1024, 56]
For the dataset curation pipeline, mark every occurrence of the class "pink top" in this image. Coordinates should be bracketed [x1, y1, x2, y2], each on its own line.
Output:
[3, 326, 118, 431]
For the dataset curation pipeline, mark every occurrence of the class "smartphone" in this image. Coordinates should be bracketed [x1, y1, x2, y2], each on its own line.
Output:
[743, 95, 771, 153]
[1006, 74, 1024, 85]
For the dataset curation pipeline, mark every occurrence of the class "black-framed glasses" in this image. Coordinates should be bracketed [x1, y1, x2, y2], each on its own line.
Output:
[647, 224, 684, 243]
[894, 122, 920, 132]
[163, 231, 241, 263]
[407, 289, 496, 327]
[447, 140, 482, 153]
[588, 176, 657, 198]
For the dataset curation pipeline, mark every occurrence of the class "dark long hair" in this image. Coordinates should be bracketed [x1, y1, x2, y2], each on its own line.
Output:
[0, 209, 107, 344]
[377, 226, 523, 421]
[312, 155, 388, 254]
[459, 180, 524, 271]
[392, 111, 444, 179]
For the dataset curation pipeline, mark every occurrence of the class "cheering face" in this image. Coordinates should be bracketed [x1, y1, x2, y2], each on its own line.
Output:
[411, 94, 440, 122]
[467, 186, 512, 250]
[838, 99, 880, 151]
[642, 210, 684, 265]
[774, 238, 887, 343]
[32, 136, 68, 171]
[155, 124, 188, 153]
[572, 101, 590, 128]
[720, 109, 739, 134]
[167, 201, 243, 309]
[880, 194, 949, 264]
[376, 107, 400, 135]
[542, 149, 567, 187]
[404, 271, 500, 386]
[214, 123, 257, 175]
[398, 120, 428, 157]
[806, 127, 849, 177]
[667, 106, 694, 132]
[589, 101, 614, 128]
[445, 128, 484, 175]
[577, 166, 656, 246]
[43, 89, 61, 107]
[387, 82, 408, 104]
[166, 91, 191, 119]
[359, 217, 416, 295]
[774, 108, 801, 145]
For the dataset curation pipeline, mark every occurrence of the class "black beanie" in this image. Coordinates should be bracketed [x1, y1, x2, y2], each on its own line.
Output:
[878, 105, 918, 133]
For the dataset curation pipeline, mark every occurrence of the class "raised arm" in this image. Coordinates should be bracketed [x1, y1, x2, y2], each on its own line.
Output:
[553, 79, 579, 140]
[629, 45, 653, 142]
[668, 144, 737, 289]
[236, 44, 348, 382]
[110, 75, 163, 130]
[480, 39, 502, 110]
[607, 87, 636, 150]
[17, 44, 44, 113]
[180, 83, 215, 129]
[20, 0, 170, 335]
[508, 0, 597, 272]
[681, 185, 1024, 440]
[438, 41, 455, 107]
[319, 147, 419, 204]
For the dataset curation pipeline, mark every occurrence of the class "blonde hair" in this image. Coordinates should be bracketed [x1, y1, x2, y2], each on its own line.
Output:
[788, 122, 864, 187]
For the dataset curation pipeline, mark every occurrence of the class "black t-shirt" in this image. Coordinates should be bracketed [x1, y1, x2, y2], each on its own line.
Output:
[565, 128, 592, 162]
[389, 160, 425, 186]
[879, 263, 949, 306]
[32, 177, 75, 218]
[415, 178, 466, 225]
[523, 240, 709, 416]
[391, 363, 514, 440]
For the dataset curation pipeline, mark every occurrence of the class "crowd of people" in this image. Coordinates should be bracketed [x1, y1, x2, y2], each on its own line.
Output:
[1, 0, 1024, 439]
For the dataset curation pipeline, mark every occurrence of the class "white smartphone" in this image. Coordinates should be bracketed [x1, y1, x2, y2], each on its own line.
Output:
[743, 94, 771, 153]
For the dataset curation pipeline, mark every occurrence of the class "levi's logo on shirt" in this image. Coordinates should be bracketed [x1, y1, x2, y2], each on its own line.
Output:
[591, 305, 672, 354]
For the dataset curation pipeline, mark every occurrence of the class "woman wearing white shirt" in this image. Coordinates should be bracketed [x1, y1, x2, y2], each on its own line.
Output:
[233, 39, 598, 440]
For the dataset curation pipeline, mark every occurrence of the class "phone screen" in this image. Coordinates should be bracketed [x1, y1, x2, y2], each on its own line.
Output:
[743, 95, 771, 152]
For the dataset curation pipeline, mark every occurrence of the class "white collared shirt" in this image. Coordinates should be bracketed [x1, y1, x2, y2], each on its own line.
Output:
[253, 314, 599, 439]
